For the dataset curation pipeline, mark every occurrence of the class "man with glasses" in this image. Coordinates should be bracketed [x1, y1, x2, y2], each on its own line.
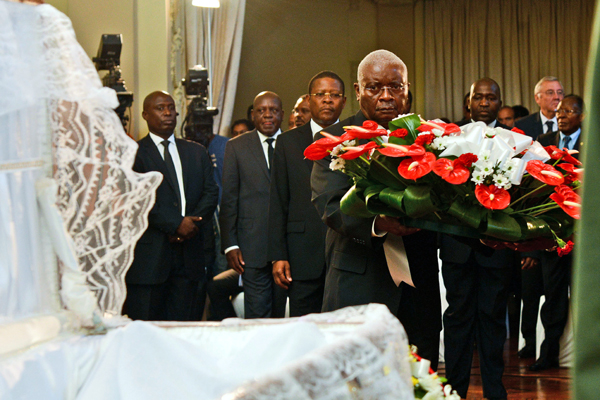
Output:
[515, 76, 565, 140]
[311, 50, 441, 369]
[522, 95, 584, 371]
[268, 71, 346, 317]
[515, 76, 564, 362]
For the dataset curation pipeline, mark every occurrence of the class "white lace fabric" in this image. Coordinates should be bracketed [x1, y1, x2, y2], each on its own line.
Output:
[0, 0, 161, 334]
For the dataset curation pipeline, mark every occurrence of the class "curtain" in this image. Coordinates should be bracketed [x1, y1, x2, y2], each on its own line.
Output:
[169, 0, 246, 138]
[418, 0, 596, 121]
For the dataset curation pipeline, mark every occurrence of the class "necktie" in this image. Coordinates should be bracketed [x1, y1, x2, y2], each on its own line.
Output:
[545, 121, 554, 134]
[266, 138, 275, 170]
[563, 135, 571, 150]
[161, 140, 182, 212]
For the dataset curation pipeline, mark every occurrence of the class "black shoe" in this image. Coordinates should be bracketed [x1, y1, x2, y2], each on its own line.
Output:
[528, 359, 559, 371]
[517, 346, 535, 359]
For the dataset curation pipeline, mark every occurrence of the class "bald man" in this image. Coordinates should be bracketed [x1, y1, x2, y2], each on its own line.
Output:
[220, 91, 286, 318]
[125, 91, 219, 321]
[311, 50, 441, 368]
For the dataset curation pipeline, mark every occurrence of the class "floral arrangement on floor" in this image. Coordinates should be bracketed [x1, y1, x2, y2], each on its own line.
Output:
[409, 346, 460, 399]
[305, 114, 581, 255]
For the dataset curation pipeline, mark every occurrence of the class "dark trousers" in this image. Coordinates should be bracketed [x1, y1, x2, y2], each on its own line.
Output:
[538, 252, 572, 363]
[288, 267, 325, 317]
[124, 246, 200, 321]
[442, 254, 511, 399]
[520, 265, 544, 348]
[207, 268, 243, 321]
[243, 263, 287, 319]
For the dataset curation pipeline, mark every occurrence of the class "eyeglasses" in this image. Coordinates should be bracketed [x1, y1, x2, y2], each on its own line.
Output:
[310, 92, 344, 100]
[363, 83, 406, 96]
[539, 89, 564, 97]
[555, 108, 581, 116]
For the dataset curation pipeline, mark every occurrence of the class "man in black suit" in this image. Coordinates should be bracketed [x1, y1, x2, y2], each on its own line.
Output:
[268, 71, 346, 317]
[442, 78, 515, 400]
[311, 50, 441, 369]
[124, 91, 219, 321]
[515, 76, 565, 359]
[523, 94, 584, 372]
[220, 91, 286, 319]
[515, 76, 564, 140]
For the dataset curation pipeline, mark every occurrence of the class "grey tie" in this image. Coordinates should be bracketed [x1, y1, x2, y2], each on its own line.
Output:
[563, 135, 571, 150]
[545, 121, 554, 134]
[161, 140, 182, 212]
[266, 138, 275, 170]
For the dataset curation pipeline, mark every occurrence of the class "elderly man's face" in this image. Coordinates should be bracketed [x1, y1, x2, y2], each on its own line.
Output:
[469, 81, 502, 125]
[354, 63, 408, 126]
[556, 97, 583, 135]
[535, 81, 564, 117]
[252, 95, 283, 137]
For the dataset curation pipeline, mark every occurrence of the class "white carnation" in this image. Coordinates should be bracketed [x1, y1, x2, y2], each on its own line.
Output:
[329, 157, 346, 171]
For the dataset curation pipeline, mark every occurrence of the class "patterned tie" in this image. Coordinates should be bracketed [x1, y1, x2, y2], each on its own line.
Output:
[266, 138, 275, 170]
[563, 135, 571, 150]
[161, 140, 182, 212]
[545, 121, 554, 134]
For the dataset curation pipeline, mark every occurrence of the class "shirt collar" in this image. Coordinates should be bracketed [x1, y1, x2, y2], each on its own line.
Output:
[257, 129, 281, 143]
[310, 118, 339, 138]
[539, 111, 557, 126]
[148, 132, 175, 147]
[560, 128, 581, 144]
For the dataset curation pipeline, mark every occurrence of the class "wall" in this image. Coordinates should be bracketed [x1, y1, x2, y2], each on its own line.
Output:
[45, 0, 168, 138]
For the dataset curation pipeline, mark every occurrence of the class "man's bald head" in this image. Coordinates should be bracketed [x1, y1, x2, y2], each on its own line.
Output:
[354, 50, 409, 126]
[143, 91, 172, 112]
[252, 91, 284, 137]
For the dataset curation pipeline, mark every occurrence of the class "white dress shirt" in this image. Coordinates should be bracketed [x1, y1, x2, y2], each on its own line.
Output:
[256, 129, 282, 169]
[540, 111, 558, 134]
[148, 132, 186, 217]
[560, 128, 581, 150]
[310, 118, 340, 139]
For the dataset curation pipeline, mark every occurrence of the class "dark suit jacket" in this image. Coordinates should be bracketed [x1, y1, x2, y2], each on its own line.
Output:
[537, 130, 583, 154]
[311, 111, 440, 321]
[128, 135, 219, 285]
[442, 119, 515, 267]
[267, 122, 326, 280]
[220, 129, 272, 268]
[515, 112, 544, 140]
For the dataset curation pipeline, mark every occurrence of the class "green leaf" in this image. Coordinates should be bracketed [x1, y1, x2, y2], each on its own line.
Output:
[514, 215, 553, 241]
[364, 185, 406, 217]
[387, 114, 421, 144]
[403, 185, 438, 217]
[538, 210, 576, 238]
[484, 212, 522, 241]
[378, 187, 405, 211]
[447, 200, 485, 229]
[340, 184, 376, 218]
[402, 217, 483, 239]
[368, 153, 408, 190]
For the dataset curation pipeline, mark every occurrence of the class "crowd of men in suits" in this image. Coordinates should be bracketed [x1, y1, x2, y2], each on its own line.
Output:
[123, 49, 583, 400]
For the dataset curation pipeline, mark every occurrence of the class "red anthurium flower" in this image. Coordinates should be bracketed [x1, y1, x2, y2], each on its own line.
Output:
[343, 123, 387, 140]
[398, 152, 435, 180]
[557, 163, 583, 184]
[526, 160, 565, 185]
[474, 184, 511, 210]
[304, 144, 331, 160]
[455, 153, 478, 168]
[432, 158, 470, 184]
[303, 133, 351, 160]
[418, 120, 461, 136]
[378, 143, 426, 157]
[544, 145, 582, 166]
[557, 240, 574, 257]
[550, 185, 581, 219]
[339, 141, 379, 160]
[415, 133, 435, 146]
[511, 127, 525, 135]
[390, 128, 409, 138]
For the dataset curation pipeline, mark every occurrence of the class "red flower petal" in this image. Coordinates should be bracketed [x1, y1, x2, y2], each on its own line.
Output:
[398, 152, 435, 180]
[339, 141, 379, 160]
[415, 133, 435, 146]
[475, 184, 511, 210]
[526, 160, 565, 186]
[432, 159, 470, 184]
[511, 127, 525, 135]
[549, 185, 581, 219]
[304, 143, 331, 160]
[557, 240, 574, 257]
[455, 153, 478, 168]
[390, 128, 409, 138]
[418, 121, 461, 136]
[378, 143, 426, 157]
[544, 145, 582, 166]
[343, 125, 387, 140]
[432, 158, 453, 177]
[362, 120, 379, 130]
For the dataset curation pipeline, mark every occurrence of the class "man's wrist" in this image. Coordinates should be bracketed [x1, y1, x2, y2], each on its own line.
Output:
[224, 245, 239, 254]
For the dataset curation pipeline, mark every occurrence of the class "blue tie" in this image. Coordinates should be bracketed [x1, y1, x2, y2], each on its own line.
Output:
[563, 135, 571, 150]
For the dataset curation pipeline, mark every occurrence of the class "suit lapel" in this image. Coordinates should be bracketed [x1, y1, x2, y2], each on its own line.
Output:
[249, 131, 270, 180]
[300, 124, 315, 172]
[141, 135, 179, 194]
